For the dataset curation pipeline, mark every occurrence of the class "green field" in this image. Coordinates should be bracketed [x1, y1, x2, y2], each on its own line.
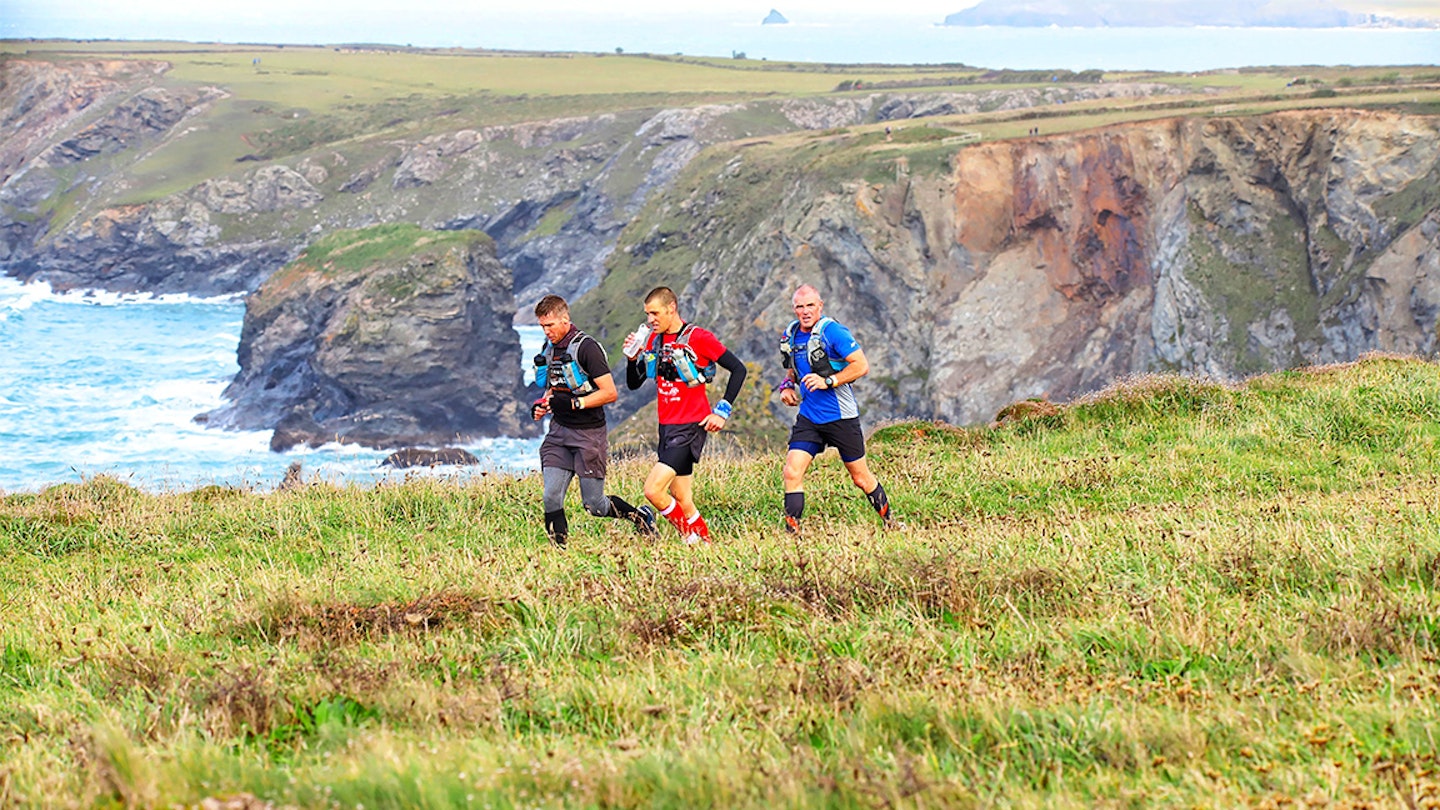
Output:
[2, 41, 990, 109]
[2, 356, 1439, 807]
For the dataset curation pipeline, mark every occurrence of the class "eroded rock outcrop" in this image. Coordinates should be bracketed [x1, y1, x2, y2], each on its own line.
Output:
[40, 86, 226, 166]
[199, 224, 534, 450]
[0, 59, 169, 186]
[600, 109, 1440, 429]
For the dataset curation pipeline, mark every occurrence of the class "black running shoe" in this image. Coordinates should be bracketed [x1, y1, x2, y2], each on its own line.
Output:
[634, 504, 658, 535]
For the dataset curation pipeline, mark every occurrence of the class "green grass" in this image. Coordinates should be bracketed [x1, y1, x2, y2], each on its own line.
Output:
[288, 222, 489, 274]
[5, 43, 997, 107]
[3, 356, 1440, 806]
[244, 224, 492, 318]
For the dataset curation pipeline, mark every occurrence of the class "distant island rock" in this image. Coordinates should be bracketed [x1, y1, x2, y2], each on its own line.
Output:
[942, 0, 1436, 27]
[762, 9, 789, 24]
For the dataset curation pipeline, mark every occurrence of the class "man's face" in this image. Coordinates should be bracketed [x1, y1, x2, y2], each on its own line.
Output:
[538, 312, 571, 344]
[645, 300, 679, 333]
[792, 289, 823, 330]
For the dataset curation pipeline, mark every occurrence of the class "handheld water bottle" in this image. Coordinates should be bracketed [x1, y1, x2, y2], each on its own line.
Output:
[623, 323, 652, 360]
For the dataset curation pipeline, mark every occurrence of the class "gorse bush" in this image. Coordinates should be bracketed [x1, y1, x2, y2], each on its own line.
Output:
[3, 356, 1440, 807]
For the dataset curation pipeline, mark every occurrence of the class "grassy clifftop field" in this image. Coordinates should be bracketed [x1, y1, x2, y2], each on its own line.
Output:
[2, 355, 1439, 807]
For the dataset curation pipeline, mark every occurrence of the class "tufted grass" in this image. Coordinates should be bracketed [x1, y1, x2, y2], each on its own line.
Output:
[2, 354, 1440, 807]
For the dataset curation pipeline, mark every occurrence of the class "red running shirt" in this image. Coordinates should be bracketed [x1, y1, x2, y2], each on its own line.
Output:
[651, 326, 726, 425]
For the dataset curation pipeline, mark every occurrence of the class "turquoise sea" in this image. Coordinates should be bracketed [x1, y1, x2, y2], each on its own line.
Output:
[0, 277, 543, 493]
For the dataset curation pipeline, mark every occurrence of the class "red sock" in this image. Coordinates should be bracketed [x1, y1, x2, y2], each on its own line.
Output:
[686, 512, 710, 540]
[660, 500, 688, 534]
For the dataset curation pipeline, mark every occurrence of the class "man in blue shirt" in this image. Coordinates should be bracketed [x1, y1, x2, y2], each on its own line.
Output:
[777, 284, 896, 532]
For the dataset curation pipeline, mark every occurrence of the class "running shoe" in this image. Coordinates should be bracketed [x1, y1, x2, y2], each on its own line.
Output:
[784, 515, 801, 535]
[633, 504, 658, 535]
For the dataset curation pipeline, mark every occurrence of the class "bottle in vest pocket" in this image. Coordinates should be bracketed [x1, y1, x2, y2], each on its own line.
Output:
[669, 343, 716, 387]
[555, 351, 597, 395]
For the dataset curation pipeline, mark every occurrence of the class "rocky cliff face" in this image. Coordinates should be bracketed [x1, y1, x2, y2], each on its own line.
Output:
[11, 57, 1435, 439]
[594, 109, 1440, 428]
[198, 225, 534, 450]
[1, 57, 1187, 305]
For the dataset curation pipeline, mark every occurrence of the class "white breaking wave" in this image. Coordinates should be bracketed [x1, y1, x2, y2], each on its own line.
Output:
[0, 283, 543, 493]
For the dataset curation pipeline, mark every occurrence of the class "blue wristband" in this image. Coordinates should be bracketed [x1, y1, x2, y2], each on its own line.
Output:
[712, 400, 733, 419]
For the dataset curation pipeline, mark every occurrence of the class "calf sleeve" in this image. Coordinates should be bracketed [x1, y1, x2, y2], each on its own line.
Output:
[542, 467, 575, 513]
[784, 491, 805, 522]
[685, 512, 710, 540]
[578, 476, 613, 517]
[544, 509, 568, 546]
[606, 494, 641, 521]
[660, 499, 688, 534]
[865, 482, 891, 520]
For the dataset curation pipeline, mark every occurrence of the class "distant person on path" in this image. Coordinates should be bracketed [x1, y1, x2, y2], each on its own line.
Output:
[624, 286, 748, 544]
[530, 294, 655, 549]
[776, 284, 897, 532]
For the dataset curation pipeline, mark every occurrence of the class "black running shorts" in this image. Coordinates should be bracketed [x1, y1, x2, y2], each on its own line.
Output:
[657, 421, 707, 476]
[787, 414, 867, 463]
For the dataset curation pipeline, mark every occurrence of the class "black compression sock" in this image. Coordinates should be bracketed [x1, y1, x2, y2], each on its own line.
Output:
[865, 483, 891, 520]
[544, 509, 569, 547]
[607, 495, 640, 520]
[784, 491, 805, 521]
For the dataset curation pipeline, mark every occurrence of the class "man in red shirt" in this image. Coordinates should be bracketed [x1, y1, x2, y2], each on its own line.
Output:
[624, 286, 748, 544]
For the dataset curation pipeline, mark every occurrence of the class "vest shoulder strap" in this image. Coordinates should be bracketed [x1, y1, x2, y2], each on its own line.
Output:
[649, 323, 699, 349]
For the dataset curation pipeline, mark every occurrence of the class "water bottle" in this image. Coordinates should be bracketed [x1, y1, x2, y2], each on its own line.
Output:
[624, 323, 652, 359]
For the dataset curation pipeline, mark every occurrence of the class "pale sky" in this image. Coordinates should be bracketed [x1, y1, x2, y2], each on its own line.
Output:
[3, 0, 974, 29]
[1, 0, 980, 52]
[7, 0, 1431, 68]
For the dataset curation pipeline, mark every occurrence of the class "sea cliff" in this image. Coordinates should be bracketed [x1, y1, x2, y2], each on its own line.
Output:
[583, 109, 1440, 428]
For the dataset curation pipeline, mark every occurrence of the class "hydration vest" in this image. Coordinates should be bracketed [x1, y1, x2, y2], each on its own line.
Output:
[533, 330, 599, 395]
[780, 316, 844, 379]
[642, 323, 716, 387]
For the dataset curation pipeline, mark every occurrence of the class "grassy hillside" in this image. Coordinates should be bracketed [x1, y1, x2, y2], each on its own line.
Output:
[2, 355, 1438, 807]
[8, 39, 1439, 217]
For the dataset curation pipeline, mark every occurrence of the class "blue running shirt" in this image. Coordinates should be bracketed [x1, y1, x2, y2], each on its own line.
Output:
[793, 319, 862, 424]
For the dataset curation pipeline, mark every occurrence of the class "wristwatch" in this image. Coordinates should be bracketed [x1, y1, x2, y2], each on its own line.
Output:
[825, 376, 835, 389]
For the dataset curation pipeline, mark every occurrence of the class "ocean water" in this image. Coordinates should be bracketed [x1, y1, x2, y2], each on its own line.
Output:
[433, 14, 1440, 72]
[0, 276, 543, 493]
